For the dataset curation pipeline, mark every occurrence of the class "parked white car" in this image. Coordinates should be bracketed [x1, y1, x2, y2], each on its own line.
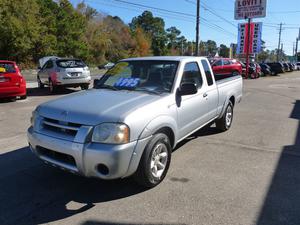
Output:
[37, 57, 91, 93]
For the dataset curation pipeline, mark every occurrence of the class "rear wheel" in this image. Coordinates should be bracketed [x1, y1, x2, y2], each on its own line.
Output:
[49, 80, 56, 94]
[134, 133, 171, 188]
[20, 95, 27, 100]
[37, 77, 44, 89]
[81, 84, 89, 90]
[216, 101, 234, 131]
[232, 71, 239, 76]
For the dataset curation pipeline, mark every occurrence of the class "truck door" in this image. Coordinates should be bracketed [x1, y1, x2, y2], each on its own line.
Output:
[176, 62, 212, 139]
[200, 59, 219, 120]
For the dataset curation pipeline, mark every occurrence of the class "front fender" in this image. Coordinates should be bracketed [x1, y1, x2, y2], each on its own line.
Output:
[139, 115, 178, 146]
[124, 115, 178, 178]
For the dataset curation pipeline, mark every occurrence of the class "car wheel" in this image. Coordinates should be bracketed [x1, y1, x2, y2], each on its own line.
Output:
[20, 95, 27, 100]
[134, 133, 171, 188]
[49, 80, 56, 94]
[216, 101, 234, 131]
[37, 77, 44, 89]
[81, 84, 89, 90]
[232, 71, 239, 76]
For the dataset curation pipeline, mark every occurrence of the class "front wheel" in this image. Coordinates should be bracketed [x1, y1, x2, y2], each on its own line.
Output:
[133, 133, 171, 188]
[81, 84, 89, 90]
[48, 80, 56, 94]
[216, 101, 234, 131]
[37, 77, 44, 89]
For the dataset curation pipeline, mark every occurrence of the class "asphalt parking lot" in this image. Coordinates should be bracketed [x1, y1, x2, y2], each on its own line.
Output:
[1, 72, 300, 225]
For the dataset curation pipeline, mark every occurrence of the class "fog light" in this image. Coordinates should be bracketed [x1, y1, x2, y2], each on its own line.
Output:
[97, 164, 109, 175]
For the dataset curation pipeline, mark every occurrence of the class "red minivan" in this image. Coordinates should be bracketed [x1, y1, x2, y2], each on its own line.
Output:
[0, 60, 27, 100]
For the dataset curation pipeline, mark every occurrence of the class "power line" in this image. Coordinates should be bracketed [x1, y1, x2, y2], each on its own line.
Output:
[86, 0, 237, 38]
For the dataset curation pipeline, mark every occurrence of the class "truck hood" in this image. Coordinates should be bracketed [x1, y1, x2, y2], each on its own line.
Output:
[38, 89, 161, 125]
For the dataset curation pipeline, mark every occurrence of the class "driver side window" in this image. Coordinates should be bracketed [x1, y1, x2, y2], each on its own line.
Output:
[181, 62, 203, 89]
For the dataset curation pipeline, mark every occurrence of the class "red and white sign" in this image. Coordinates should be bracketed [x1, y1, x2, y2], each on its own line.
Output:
[235, 0, 267, 20]
[237, 22, 262, 54]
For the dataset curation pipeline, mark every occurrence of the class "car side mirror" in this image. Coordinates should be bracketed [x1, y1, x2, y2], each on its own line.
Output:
[37, 66, 41, 70]
[178, 82, 198, 96]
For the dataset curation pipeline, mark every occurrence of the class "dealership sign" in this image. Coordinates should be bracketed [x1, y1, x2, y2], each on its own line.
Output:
[235, 0, 267, 20]
[237, 22, 262, 54]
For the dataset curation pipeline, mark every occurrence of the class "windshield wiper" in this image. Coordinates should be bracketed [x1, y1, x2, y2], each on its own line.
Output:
[96, 84, 119, 91]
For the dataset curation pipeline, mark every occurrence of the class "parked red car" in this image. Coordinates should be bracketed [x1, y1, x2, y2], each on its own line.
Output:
[0, 60, 27, 100]
[209, 58, 242, 78]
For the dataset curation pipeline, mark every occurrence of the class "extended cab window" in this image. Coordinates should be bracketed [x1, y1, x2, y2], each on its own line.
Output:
[181, 62, 203, 89]
[201, 60, 214, 86]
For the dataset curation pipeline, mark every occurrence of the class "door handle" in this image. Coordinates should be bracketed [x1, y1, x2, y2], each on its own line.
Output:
[203, 93, 208, 98]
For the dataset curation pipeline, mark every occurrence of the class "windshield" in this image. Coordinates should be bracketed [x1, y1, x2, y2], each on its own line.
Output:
[56, 59, 86, 68]
[95, 60, 179, 94]
[0, 63, 16, 73]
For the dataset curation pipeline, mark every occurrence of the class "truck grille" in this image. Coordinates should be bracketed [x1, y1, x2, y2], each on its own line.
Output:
[42, 117, 81, 136]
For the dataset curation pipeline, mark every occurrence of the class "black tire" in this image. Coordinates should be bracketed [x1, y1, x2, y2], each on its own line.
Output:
[49, 79, 56, 94]
[215, 101, 234, 132]
[232, 71, 239, 76]
[37, 76, 44, 89]
[81, 84, 89, 90]
[133, 133, 172, 188]
[20, 95, 27, 100]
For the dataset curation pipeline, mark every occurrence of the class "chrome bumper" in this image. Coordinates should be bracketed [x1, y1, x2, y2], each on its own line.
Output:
[27, 127, 150, 179]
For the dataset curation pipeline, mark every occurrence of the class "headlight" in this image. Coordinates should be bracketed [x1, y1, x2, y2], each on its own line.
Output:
[30, 110, 39, 127]
[92, 123, 130, 144]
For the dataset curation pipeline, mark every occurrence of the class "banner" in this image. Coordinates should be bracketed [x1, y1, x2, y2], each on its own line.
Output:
[237, 22, 262, 54]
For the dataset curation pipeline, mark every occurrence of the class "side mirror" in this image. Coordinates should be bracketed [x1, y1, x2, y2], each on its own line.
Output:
[178, 82, 198, 96]
[37, 66, 41, 70]
[93, 79, 101, 88]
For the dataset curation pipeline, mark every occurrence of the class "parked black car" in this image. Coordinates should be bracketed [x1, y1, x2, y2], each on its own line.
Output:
[282, 62, 291, 72]
[266, 62, 285, 75]
[287, 63, 294, 72]
[259, 63, 272, 76]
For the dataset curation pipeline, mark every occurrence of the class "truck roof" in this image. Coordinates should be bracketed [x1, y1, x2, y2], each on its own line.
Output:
[122, 56, 208, 62]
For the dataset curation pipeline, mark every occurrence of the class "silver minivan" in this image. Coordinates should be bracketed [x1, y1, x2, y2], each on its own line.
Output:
[37, 57, 91, 93]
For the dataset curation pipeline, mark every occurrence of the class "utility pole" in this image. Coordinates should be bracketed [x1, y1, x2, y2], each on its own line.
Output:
[277, 23, 283, 62]
[295, 28, 300, 62]
[280, 43, 283, 61]
[181, 39, 184, 55]
[293, 42, 295, 61]
[195, 0, 200, 56]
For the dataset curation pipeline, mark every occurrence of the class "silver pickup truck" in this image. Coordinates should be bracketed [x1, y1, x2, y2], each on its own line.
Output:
[28, 56, 242, 187]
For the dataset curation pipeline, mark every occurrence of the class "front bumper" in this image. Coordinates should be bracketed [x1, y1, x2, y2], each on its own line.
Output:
[27, 127, 150, 179]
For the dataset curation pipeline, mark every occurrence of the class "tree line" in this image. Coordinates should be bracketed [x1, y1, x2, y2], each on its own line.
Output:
[0, 0, 232, 68]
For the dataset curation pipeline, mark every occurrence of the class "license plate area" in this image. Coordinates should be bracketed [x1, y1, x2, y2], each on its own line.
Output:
[70, 72, 81, 77]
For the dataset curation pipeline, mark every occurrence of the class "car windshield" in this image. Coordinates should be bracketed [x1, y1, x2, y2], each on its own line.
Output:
[95, 60, 179, 94]
[0, 63, 16, 73]
[56, 59, 86, 68]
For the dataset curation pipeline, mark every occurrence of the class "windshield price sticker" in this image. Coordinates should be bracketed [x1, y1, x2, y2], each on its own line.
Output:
[114, 77, 140, 88]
